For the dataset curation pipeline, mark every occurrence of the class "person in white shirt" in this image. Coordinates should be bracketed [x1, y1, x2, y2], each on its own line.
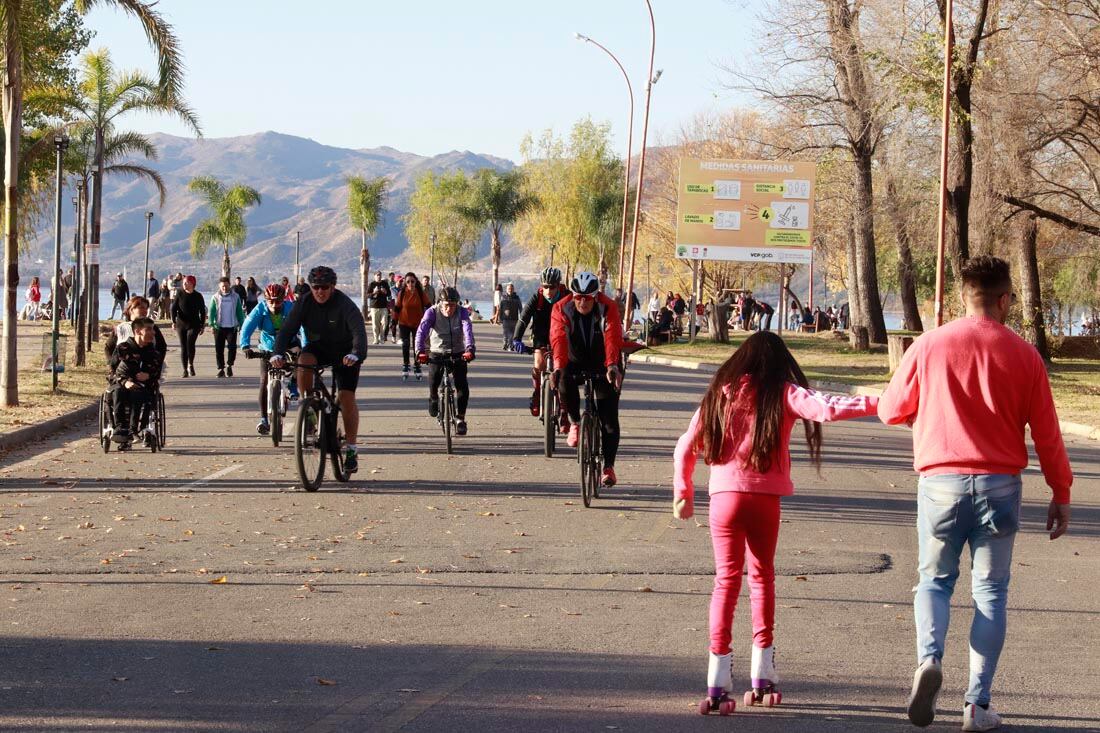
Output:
[208, 276, 245, 378]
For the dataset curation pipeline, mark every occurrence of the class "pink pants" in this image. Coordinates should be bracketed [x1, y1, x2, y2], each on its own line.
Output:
[708, 490, 781, 655]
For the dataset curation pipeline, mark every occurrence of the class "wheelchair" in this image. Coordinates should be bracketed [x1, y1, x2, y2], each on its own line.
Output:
[99, 384, 166, 453]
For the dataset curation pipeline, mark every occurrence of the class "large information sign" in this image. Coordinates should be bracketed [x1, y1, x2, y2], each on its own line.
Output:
[675, 157, 817, 264]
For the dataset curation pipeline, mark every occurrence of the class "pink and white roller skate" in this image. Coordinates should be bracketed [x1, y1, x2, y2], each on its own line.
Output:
[698, 651, 736, 716]
[743, 645, 782, 707]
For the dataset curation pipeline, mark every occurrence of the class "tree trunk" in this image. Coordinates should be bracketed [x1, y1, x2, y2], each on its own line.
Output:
[1014, 210, 1050, 360]
[883, 168, 924, 332]
[89, 126, 105, 342]
[74, 180, 87, 367]
[853, 152, 887, 343]
[845, 221, 863, 329]
[359, 229, 370, 321]
[2, 22, 23, 406]
[222, 243, 231, 280]
[490, 225, 501, 293]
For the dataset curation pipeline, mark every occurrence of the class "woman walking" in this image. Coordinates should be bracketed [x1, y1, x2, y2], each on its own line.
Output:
[673, 331, 878, 715]
[244, 277, 261, 314]
[170, 275, 206, 377]
[23, 276, 42, 320]
[395, 271, 430, 380]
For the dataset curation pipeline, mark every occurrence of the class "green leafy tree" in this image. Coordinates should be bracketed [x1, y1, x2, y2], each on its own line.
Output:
[453, 168, 536, 292]
[2, 0, 187, 406]
[403, 170, 481, 287]
[187, 176, 261, 279]
[346, 174, 388, 319]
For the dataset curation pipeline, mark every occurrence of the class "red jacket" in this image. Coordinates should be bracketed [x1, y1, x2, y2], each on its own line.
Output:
[550, 292, 623, 368]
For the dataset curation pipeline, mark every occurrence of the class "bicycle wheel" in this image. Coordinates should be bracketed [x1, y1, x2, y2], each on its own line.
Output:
[443, 384, 453, 455]
[268, 378, 282, 447]
[330, 410, 349, 482]
[542, 374, 555, 458]
[579, 412, 593, 507]
[99, 393, 111, 454]
[295, 398, 325, 491]
[156, 392, 166, 449]
[591, 416, 603, 499]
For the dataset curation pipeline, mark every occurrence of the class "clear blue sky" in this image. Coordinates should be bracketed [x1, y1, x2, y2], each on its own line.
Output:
[86, 0, 765, 161]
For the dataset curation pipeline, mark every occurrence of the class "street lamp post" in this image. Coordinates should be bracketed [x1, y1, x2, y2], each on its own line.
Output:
[623, 0, 660, 333]
[74, 180, 86, 366]
[550, 243, 556, 269]
[142, 211, 153, 300]
[429, 233, 436, 285]
[575, 32, 634, 290]
[50, 136, 69, 391]
[70, 194, 79, 326]
[295, 231, 301, 285]
[645, 253, 652, 342]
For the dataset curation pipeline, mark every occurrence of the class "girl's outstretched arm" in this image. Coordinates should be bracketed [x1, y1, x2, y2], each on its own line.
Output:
[785, 384, 879, 423]
[673, 408, 702, 518]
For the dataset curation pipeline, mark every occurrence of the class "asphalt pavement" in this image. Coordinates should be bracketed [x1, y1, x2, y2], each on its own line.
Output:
[0, 323, 1097, 732]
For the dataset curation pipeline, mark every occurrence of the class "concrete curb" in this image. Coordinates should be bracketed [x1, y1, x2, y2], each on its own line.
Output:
[628, 352, 1099, 441]
[0, 401, 98, 453]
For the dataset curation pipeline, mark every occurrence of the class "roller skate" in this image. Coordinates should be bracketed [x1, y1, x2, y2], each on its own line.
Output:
[743, 645, 782, 707]
[697, 652, 736, 716]
[413, 363, 423, 381]
[402, 364, 410, 382]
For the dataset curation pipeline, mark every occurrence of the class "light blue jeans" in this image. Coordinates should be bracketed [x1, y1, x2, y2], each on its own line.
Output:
[915, 473, 1022, 706]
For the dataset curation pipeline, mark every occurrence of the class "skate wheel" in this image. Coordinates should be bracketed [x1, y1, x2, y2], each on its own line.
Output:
[763, 692, 781, 707]
[698, 698, 711, 716]
[719, 699, 736, 716]
[774, 691, 782, 705]
[744, 691, 755, 707]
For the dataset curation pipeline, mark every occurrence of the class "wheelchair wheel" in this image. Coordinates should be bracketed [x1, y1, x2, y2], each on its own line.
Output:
[156, 392, 166, 449]
[99, 392, 111, 454]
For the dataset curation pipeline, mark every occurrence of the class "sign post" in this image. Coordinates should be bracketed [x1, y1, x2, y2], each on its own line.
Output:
[675, 158, 817, 265]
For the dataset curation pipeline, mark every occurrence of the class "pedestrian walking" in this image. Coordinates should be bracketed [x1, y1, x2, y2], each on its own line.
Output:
[366, 271, 391, 345]
[209, 276, 245, 378]
[387, 273, 401, 343]
[231, 276, 248, 306]
[110, 272, 130, 319]
[878, 255, 1072, 732]
[498, 282, 521, 350]
[244, 277, 261, 314]
[421, 274, 436, 304]
[170, 275, 205, 377]
[394, 271, 431, 380]
[22, 276, 42, 320]
[673, 331, 879, 715]
[490, 283, 503, 324]
[294, 277, 310, 300]
[51, 272, 68, 324]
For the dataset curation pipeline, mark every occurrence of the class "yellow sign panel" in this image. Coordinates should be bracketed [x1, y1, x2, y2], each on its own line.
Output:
[675, 157, 817, 263]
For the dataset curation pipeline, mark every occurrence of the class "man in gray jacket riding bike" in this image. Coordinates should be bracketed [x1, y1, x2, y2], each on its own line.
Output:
[415, 287, 476, 436]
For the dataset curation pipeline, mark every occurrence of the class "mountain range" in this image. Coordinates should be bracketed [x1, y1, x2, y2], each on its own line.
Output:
[25, 131, 517, 292]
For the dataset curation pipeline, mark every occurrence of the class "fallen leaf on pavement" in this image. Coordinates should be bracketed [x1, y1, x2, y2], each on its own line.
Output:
[316, 678, 337, 686]
[209, 576, 228, 584]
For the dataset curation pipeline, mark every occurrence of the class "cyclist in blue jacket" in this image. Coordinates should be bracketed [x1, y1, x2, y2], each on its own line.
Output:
[240, 283, 302, 434]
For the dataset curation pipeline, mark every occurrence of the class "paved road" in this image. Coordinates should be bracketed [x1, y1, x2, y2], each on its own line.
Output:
[1, 324, 1097, 732]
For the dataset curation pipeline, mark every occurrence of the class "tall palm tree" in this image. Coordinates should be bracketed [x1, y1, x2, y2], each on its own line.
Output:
[187, 176, 261, 279]
[26, 46, 199, 343]
[1, 0, 187, 406]
[346, 174, 389, 320]
[454, 169, 537, 292]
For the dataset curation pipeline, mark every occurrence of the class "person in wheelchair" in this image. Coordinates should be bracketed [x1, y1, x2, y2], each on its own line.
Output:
[105, 296, 168, 370]
[109, 318, 163, 448]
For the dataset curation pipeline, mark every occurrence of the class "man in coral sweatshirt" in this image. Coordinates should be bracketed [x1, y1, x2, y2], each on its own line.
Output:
[879, 255, 1072, 732]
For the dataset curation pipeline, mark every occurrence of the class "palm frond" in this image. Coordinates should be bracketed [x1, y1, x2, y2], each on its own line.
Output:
[187, 175, 225, 205]
[105, 163, 166, 207]
[76, 0, 187, 103]
[102, 129, 158, 164]
[224, 184, 261, 209]
[189, 218, 222, 259]
[23, 85, 88, 119]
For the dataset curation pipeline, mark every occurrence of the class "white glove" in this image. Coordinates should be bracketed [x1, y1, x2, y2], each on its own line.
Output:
[342, 354, 360, 366]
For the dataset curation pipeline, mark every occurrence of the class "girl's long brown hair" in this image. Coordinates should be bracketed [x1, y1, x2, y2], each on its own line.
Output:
[693, 331, 822, 472]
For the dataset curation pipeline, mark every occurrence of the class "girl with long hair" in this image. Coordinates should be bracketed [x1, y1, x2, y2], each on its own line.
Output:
[674, 331, 878, 715]
[394, 272, 430, 380]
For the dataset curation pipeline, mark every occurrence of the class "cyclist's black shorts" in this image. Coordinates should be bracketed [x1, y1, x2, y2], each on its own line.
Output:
[532, 338, 550, 350]
[302, 343, 361, 392]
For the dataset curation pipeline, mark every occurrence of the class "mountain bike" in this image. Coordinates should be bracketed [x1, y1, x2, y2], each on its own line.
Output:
[540, 350, 558, 457]
[293, 363, 350, 491]
[247, 349, 296, 447]
[433, 352, 465, 454]
[577, 371, 604, 508]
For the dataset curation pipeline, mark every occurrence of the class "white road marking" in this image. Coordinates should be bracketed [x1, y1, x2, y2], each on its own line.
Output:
[179, 464, 243, 491]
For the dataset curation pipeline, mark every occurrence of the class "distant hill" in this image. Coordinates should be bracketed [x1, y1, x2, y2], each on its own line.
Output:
[24, 131, 518, 293]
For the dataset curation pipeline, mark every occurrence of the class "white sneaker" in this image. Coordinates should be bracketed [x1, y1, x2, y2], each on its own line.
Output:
[962, 703, 1002, 731]
[907, 657, 942, 727]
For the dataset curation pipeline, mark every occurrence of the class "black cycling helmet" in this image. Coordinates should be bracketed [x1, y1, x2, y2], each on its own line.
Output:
[540, 267, 562, 287]
[569, 271, 600, 296]
[441, 286, 461, 303]
[308, 265, 337, 287]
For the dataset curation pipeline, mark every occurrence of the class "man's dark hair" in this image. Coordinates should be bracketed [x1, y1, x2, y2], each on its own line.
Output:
[960, 255, 1012, 303]
[131, 317, 155, 331]
[219, 276, 230, 284]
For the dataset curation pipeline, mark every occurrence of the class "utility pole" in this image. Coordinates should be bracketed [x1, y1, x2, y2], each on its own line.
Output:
[142, 212, 153, 301]
[50, 136, 69, 391]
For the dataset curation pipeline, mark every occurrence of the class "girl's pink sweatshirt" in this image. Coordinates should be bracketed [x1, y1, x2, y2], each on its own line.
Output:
[674, 381, 879, 501]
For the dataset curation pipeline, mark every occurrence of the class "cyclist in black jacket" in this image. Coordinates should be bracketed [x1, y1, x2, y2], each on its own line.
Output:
[512, 267, 568, 418]
[271, 266, 368, 474]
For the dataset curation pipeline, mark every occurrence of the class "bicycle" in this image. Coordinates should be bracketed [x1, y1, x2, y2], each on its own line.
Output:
[246, 349, 296, 447]
[292, 363, 351, 491]
[516, 343, 559, 458]
[577, 371, 604, 508]
[430, 351, 465, 454]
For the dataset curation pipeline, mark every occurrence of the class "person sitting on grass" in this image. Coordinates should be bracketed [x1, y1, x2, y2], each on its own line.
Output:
[110, 318, 163, 448]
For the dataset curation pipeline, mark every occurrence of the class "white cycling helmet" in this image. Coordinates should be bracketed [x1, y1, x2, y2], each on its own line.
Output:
[569, 271, 600, 296]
